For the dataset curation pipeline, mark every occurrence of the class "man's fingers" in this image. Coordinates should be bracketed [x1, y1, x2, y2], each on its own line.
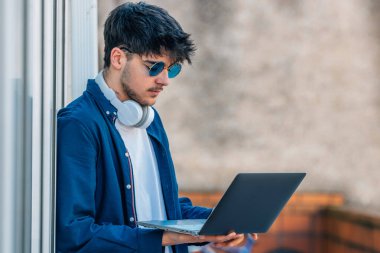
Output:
[162, 231, 250, 246]
[226, 234, 245, 247]
[213, 233, 245, 247]
[196, 232, 241, 243]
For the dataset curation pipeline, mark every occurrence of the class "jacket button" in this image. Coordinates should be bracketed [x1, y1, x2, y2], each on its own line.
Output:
[126, 184, 131, 189]
[125, 152, 129, 157]
[106, 111, 110, 115]
[129, 217, 135, 222]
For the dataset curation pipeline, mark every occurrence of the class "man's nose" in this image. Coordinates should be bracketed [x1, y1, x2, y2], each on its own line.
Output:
[156, 69, 169, 86]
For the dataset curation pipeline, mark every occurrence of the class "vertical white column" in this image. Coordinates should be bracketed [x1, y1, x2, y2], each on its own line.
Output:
[69, 0, 98, 101]
[41, 0, 55, 251]
[29, 0, 66, 251]
[0, 0, 26, 253]
[28, 0, 43, 251]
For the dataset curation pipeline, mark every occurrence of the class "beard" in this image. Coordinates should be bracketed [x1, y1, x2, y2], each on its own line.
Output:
[120, 65, 152, 106]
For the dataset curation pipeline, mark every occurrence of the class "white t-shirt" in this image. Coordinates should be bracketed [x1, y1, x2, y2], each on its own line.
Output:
[116, 121, 172, 253]
[116, 120, 167, 222]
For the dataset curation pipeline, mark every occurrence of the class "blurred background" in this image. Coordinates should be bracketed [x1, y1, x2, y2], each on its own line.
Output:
[1, 0, 379, 252]
[99, 0, 380, 212]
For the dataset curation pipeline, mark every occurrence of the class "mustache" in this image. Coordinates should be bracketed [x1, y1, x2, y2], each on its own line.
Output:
[147, 87, 164, 92]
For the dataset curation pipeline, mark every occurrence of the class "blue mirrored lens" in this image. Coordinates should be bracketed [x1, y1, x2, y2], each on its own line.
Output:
[168, 63, 181, 78]
[149, 62, 165, 76]
[148, 61, 182, 78]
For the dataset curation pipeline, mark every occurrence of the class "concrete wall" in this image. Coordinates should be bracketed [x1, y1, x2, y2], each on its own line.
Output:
[98, 0, 380, 212]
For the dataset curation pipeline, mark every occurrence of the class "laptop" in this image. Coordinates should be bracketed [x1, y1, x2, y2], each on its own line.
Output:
[137, 173, 306, 236]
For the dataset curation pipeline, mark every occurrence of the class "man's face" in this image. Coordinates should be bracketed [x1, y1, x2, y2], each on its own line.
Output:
[120, 53, 174, 106]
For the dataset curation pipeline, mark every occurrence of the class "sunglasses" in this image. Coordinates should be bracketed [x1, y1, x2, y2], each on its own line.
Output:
[145, 61, 182, 78]
[119, 46, 182, 78]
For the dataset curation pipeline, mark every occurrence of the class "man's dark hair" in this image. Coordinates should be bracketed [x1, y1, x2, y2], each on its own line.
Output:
[103, 2, 196, 68]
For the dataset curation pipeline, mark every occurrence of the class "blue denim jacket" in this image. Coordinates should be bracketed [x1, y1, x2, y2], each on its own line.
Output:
[56, 79, 211, 253]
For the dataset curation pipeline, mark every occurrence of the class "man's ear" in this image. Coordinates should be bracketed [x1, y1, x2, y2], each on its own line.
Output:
[109, 47, 126, 70]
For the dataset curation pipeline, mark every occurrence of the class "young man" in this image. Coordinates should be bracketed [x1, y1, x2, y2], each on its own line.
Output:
[57, 2, 253, 252]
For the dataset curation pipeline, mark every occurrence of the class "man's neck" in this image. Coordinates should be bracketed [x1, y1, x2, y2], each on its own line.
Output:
[102, 68, 128, 101]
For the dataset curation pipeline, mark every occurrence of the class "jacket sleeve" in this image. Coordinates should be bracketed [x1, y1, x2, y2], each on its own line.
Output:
[56, 115, 163, 253]
[179, 197, 212, 219]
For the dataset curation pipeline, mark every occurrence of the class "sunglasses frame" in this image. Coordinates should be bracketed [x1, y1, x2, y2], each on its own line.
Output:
[146, 61, 182, 78]
[118, 46, 182, 78]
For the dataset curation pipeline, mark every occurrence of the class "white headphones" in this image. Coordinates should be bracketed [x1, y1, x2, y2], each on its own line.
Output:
[95, 71, 154, 129]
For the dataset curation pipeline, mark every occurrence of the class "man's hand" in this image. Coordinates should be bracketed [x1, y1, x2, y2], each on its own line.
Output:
[162, 231, 244, 246]
[212, 233, 258, 248]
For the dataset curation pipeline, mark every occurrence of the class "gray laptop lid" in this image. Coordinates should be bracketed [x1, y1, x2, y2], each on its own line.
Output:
[138, 173, 306, 235]
[199, 173, 306, 235]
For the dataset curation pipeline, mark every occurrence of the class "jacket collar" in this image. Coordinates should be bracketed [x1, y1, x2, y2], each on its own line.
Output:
[86, 78, 164, 143]
[86, 79, 118, 124]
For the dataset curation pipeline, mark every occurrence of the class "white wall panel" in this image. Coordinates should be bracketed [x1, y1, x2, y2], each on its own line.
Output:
[0, 0, 27, 252]
[0, 0, 98, 251]
[70, 0, 98, 101]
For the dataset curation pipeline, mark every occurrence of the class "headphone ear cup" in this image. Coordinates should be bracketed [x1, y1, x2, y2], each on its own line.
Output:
[118, 100, 144, 126]
[119, 101, 154, 128]
[135, 106, 154, 128]
[95, 71, 154, 128]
